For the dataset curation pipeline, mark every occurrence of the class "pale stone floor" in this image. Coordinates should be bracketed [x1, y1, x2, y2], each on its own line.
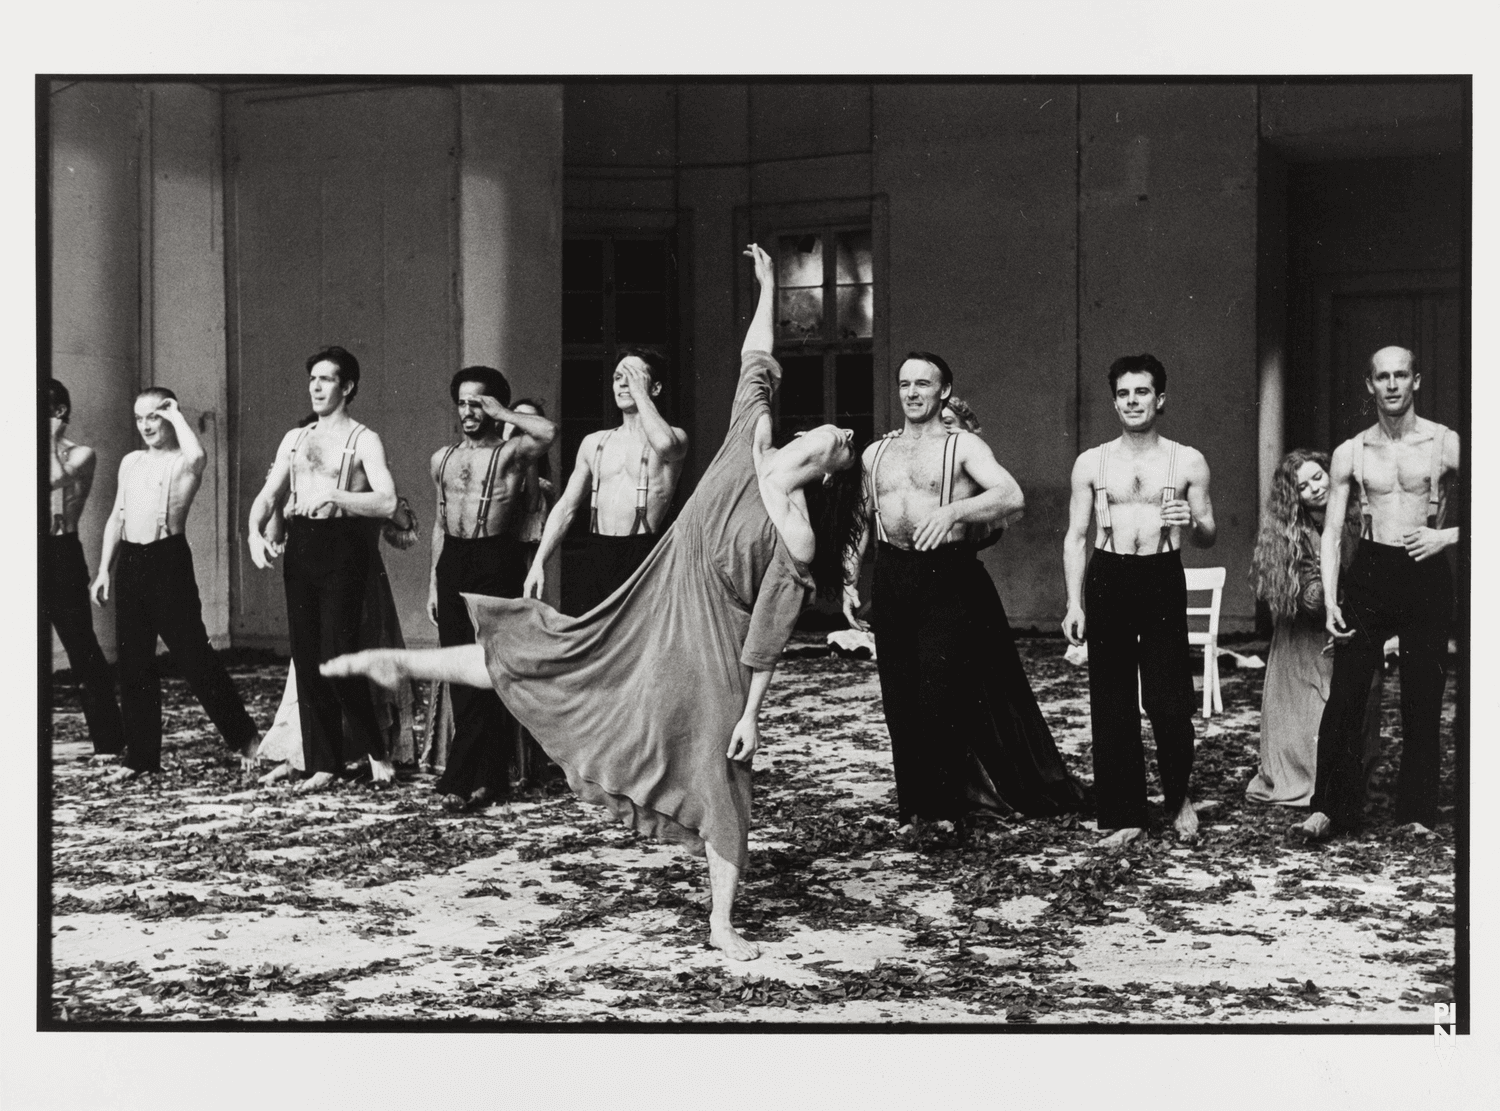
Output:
[47, 636, 1457, 1026]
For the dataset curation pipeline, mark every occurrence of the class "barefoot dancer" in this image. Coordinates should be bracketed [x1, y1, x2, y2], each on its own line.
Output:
[48, 380, 126, 758]
[524, 350, 687, 615]
[844, 355, 1088, 832]
[1062, 355, 1216, 848]
[325, 244, 862, 960]
[90, 389, 260, 781]
[426, 367, 556, 811]
[246, 347, 400, 792]
[1294, 346, 1458, 843]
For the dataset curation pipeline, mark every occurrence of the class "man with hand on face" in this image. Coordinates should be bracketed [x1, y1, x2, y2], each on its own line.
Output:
[91, 387, 260, 782]
[246, 346, 400, 792]
[427, 367, 556, 812]
[845, 353, 1088, 837]
[524, 349, 687, 615]
[1062, 354, 1216, 849]
[1294, 345, 1459, 843]
[48, 379, 126, 759]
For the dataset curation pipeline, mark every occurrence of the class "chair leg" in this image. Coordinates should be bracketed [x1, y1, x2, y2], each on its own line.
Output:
[1201, 649, 1212, 719]
[1212, 648, 1224, 714]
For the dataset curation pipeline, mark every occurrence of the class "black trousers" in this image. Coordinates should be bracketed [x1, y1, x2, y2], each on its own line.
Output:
[872, 542, 989, 824]
[1313, 540, 1452, 831]
[115, 534, 257, 772]
[1084, 548, 1197, 830]
[47, 534, 125, 755]
[434, 534, 528, 799]
[283, 518, 383, 776]
[561, 531, 657, 617]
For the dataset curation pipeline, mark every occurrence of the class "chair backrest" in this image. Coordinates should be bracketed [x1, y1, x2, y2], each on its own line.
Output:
[1183, 565, 1226, 640]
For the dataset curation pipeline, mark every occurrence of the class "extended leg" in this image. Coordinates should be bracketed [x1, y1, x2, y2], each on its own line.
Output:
[1138, 563, 1198, 841]
[322, 645, 491, 690]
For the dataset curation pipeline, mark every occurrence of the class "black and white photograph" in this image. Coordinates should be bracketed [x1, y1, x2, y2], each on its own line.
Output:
[11, 3, 1496, 1109]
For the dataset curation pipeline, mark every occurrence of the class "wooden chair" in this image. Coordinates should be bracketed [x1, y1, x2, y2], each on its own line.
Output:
[1184, 566, 1226, 717]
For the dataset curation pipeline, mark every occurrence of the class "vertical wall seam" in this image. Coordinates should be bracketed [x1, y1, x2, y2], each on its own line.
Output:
[1074, 83, 1083, 454]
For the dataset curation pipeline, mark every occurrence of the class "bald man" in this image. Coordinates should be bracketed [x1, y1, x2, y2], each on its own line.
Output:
[1295, 346, 1459, 842]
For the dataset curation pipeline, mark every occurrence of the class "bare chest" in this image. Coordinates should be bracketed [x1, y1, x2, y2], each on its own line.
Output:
[294, 430, 366, 490]
[873, 438, 948, 504]
[1358, 437, 1439, 498]
[1099, 448, 1180, 507]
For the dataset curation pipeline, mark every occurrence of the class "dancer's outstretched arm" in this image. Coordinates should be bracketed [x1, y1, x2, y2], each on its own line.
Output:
[321, 644, 490, 691]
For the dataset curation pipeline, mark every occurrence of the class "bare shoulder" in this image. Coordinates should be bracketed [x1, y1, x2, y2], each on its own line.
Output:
[119, 449, 144, 475]
[1176, 442, 1211, 479]
[1070, 445, 1100, 484]
[1328, 435, 1357, 476]
[576, 429, 602, 463]
[1442, 425, 1461, 466]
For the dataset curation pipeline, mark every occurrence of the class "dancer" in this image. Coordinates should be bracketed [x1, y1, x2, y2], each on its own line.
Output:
[1295, 346, 1458, 842]
[246, 346, 400, 792]
[90, 388, 260, 781]
[324, 244, 862, 960]
[47, 380, 126, 758]
[845, 355, 1088, 834]
[507, 398, 557, 563]
[1246, 449, 1382, 806]
[426, 367, 556, 811]
[1062, 354, 1216, 848]
[524, 349, 687, 615]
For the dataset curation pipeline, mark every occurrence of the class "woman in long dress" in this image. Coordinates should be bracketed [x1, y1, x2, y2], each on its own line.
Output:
[323, 244, 863, 960]
[1246, 448, 1381, 805]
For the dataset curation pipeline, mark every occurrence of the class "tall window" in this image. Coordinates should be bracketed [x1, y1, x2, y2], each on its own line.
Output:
[772, 226, 874, 447]
[560, 234, 675, 483]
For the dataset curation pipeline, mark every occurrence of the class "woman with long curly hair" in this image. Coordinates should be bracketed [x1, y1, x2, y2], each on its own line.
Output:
[1246, 448, 1381, 805]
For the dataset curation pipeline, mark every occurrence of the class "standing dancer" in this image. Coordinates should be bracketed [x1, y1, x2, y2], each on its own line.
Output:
[1062, 355, 1216, 848]
[1294, 346, 1458, 841]
[246, 346, 400, 792]
[90, 388, 260, 781]
[324, 244, 863, 960]
[845, 355, 1088, 834]
[426, 367, 556, 811]
[523, 350, 687, 615]
[1246, 449, 1381, 806]
[47, 380, 126, 758]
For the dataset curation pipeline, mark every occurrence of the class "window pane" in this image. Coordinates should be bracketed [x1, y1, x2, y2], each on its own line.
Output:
[835, 229, 872, 286]
[616, 291, 668, 343]
[777, 287, 824, 342]
[777, 354, 824, 442]
[563, 240, 603, 291]
[835, 353, 874, 448]
[835, 284, 873, 340]
[562, 292, 603, 344]
[615, 240, 667, 292]
[777, 234, 823, 289]
[561, 358, 606, 419]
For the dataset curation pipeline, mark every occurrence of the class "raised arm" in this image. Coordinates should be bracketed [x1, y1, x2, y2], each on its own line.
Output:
[1061, 449, 1097, 646]
[156, 397, 207, 475]
[620, 360, 689, 462]
[247, 431, 296, 570]
[481, 395, 556, 463]
[1321, 439, 1356, 641]
[742, 243, 775, 356]
[524, 434, 596, 600]
[89, 456, 132, 605]
[51, 441, 96, 493]
[910, 433, 1025, 552]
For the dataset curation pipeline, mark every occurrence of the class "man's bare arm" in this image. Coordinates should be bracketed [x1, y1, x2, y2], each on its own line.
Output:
[427, 448, 447, 626]
[247, 431, 296, 570]
[841, 445, 878, 627]
[156, 398, 208, 475]
[51, 444, 96, 492]
[90, 457, 132, 604]
[1061, 450, 1097, 645]
[323, 431, 398, 519]
[484, 396, 556, 463]
[524, 436, 596, 599]
[909, 434, 1024, 552]
[1178, 448, 1216, 548]
[1321, 440, 1356, 640]
[620, 361, 689, 462]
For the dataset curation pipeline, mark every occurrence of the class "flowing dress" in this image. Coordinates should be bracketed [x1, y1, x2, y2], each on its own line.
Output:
[1246, 545, 1381, 806]
[464, 352, 812, 870]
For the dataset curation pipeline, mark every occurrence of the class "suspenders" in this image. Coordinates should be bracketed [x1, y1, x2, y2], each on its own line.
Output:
[1352, 423, 1449, 537]
[869, 430, 960, 546]
[122, 451, 181, 540]
[589, 429, 654, 537]
[437, 441, 505, 537]
[1094, 438, 1179, 553]
[288, 423, 365, 518]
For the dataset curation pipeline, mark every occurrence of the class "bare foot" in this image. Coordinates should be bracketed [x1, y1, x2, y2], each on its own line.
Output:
[1173, 798, 1200, 843]
[1191, 800, 1220, 816]
[88, 753, 122, 766]
[440, 793, 466, 813]
[1098, 826, 1143, 850]
[258, 762, 295, 787]
[1397, 821, 1435, 837]
[321, 650, 407, 691]
[294, 771, 338, 793]
[368, 757, 396, 786]
[106, 766, 148, 785]
[708, 921, 761, 961]
[1290, 811, 1333, 843]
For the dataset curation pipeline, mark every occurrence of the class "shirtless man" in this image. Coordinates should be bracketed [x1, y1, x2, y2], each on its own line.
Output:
[843, 353, 1082, 834]
[1062, 355, 1216, 848]
[524, 350, 687, 614]
[47, 380, 125, 758]
[90, 388, 260, 781]
[426, 367, 556, 811]
[247, 346, 399, 792]
[1295, 346, 1459, 842]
